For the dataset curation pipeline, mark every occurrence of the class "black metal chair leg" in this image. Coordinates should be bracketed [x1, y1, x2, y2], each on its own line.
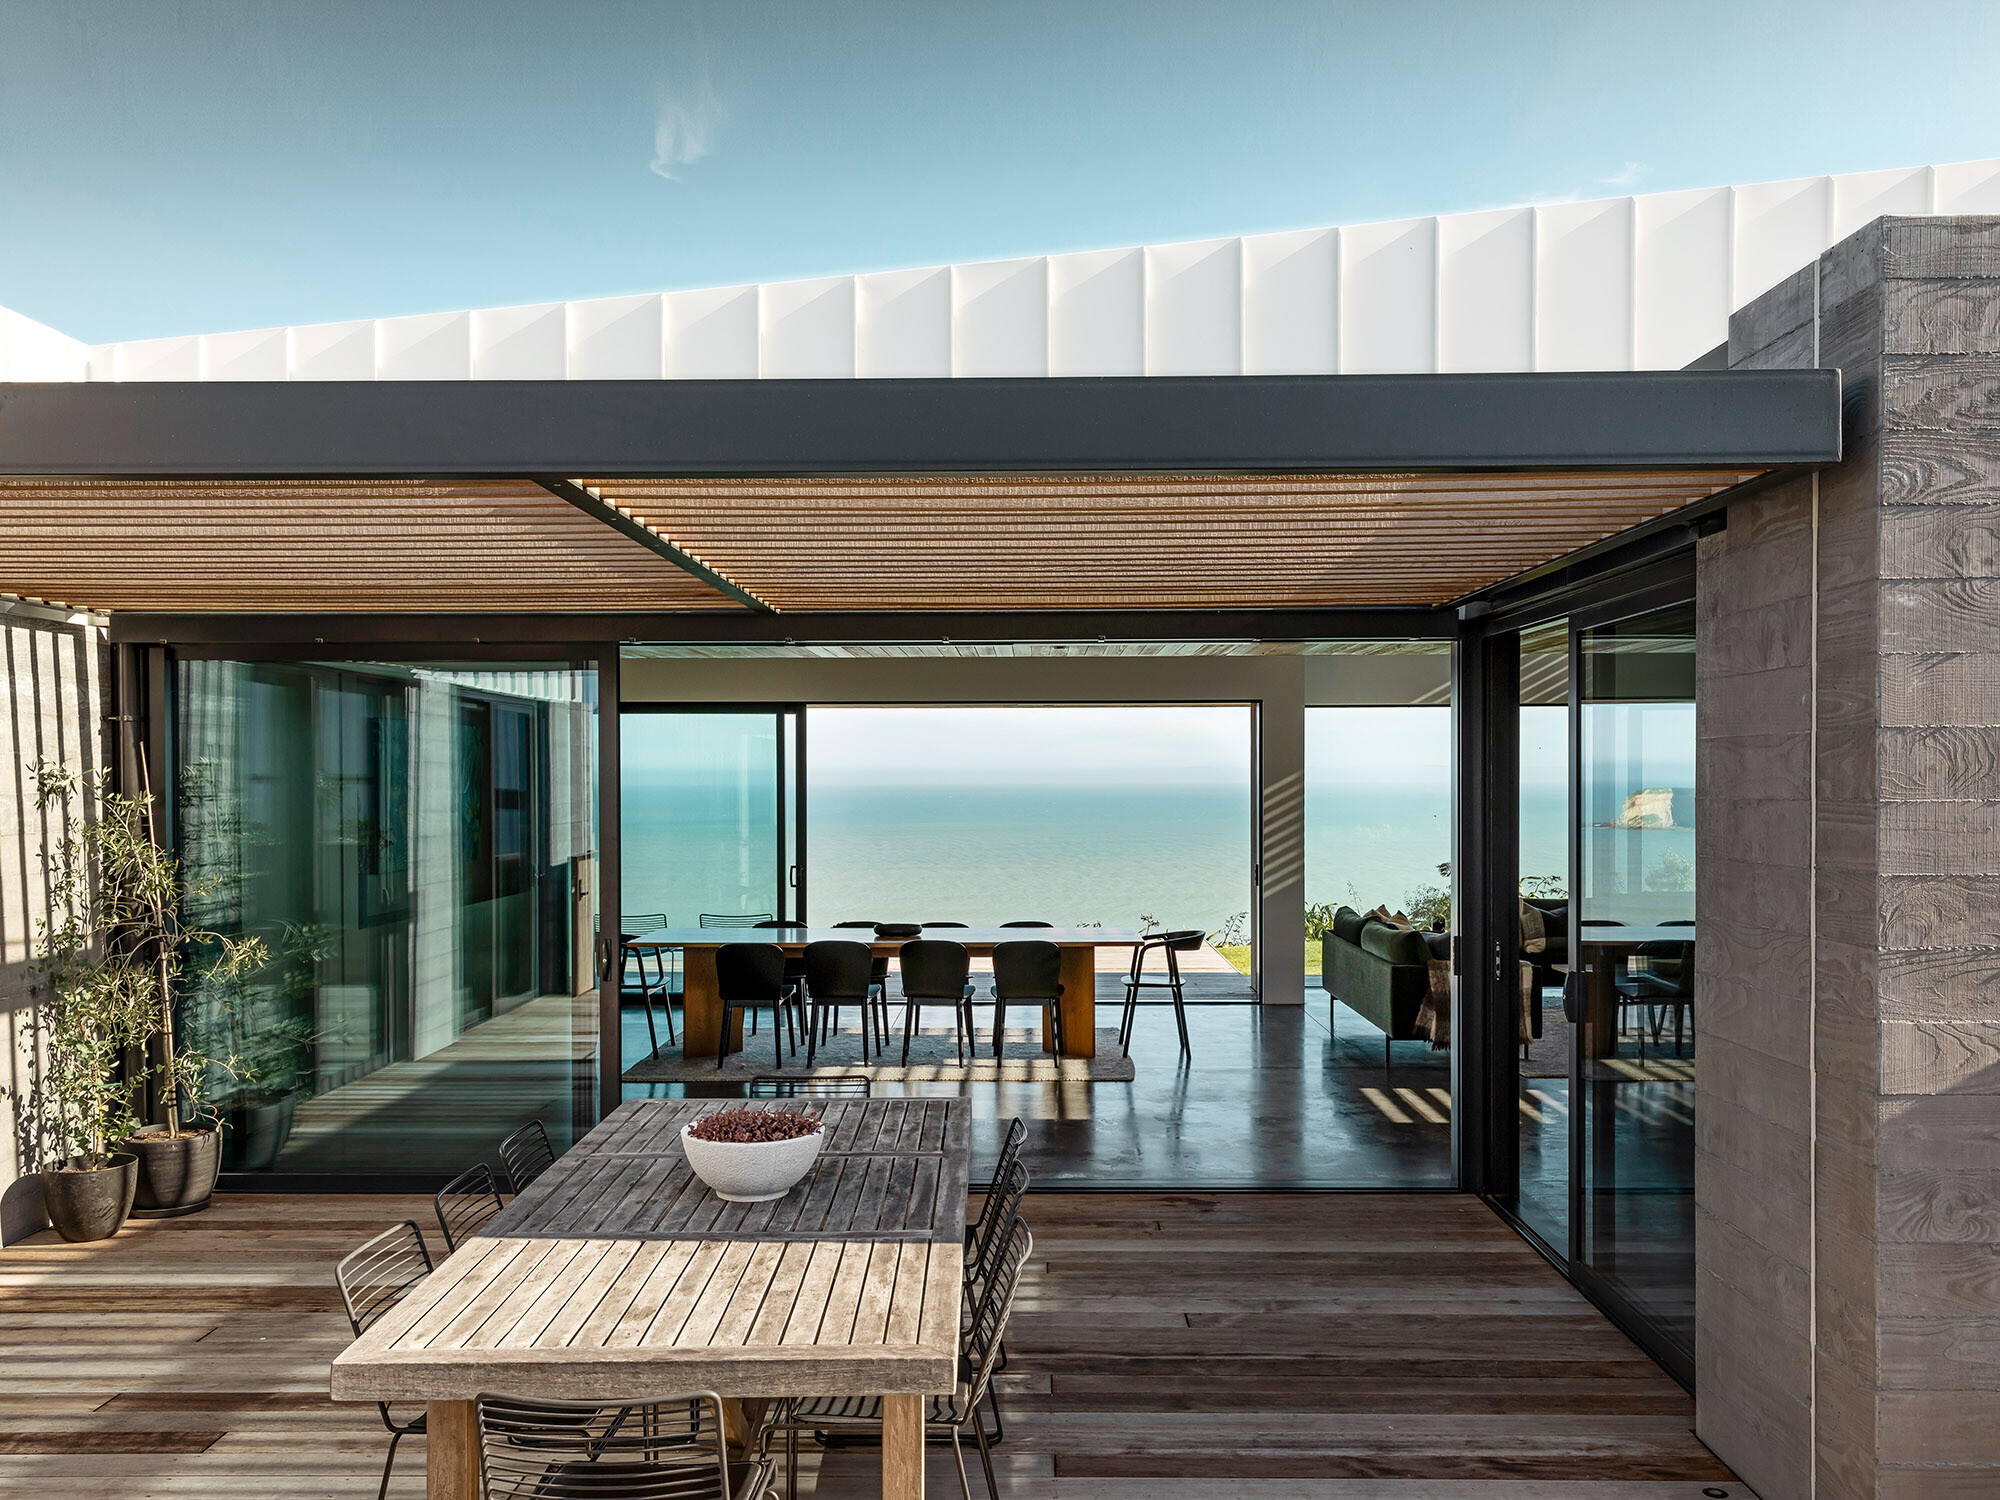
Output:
[983, 1377, 1006, 1444]
[376, 1427, 403, 1500]
[903, 1000, 916, 1065]
[972, 1412, 1001, 1498]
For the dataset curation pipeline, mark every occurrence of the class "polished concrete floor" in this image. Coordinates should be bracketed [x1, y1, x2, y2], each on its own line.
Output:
[622, 993, 1454, 1189]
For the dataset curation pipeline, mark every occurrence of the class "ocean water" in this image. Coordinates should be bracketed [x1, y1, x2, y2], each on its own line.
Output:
[619, 777, 1518, 936]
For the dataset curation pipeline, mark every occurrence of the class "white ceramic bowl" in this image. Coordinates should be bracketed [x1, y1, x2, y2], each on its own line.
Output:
[680, 1119, 825, 1203]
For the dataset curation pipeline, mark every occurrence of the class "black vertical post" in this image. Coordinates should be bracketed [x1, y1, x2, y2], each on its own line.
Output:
[595, 647, 622, 1124]
[794, 706, 808, 924]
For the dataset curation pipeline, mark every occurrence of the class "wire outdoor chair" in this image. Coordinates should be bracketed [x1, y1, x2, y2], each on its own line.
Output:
[699, 912, 775, 927]
[434, 1162, 504, 1252]
[334, 1221, 433, 1500]
[990, 940, 1063, 1059]
[620, 912, 676, 1054]
[477, 1390, 763, 1500]
[1117, 928, 1204, 1060]
[748, 1075, 872, 1098]
[498, 1120, 555, 1195]
[763, 1215, 1032, 1500]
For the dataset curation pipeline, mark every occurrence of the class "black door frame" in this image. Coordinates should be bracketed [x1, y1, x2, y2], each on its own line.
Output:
[1458, 551, 1700, 1388]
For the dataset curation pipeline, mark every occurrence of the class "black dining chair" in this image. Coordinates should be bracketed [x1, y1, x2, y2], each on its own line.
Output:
[803, 939, 877, 1063]
[1118, 929, 1203, 1060]
[716, 942, 790, 1069]
[991, 940, 1064, 1059]
[833, 920, 893, 1036]
[921, 921, 969, 928]
[434, 1163, 504, 1252]
[497, 1120, 555, 1195]
[898, 939, 974, 1065]
[335, 1221, 433, 1500]
[754, 919, 811, 1044]
[999, 920, 1053, 928]
[476, 1390, 760, 1500]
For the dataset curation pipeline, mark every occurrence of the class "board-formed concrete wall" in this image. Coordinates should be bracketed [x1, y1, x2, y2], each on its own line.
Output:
[1698, 215, 2000, 1499]
[0, 606, 109, 1244]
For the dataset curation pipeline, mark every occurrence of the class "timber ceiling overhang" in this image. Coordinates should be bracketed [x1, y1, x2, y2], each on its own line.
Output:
[0, 372, 1840, 617]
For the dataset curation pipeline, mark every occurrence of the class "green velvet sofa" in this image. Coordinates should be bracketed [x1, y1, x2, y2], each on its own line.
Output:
[1320, 905, 1437, 1061]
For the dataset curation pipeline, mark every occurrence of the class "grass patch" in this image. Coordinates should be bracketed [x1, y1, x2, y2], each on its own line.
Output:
[1211, 943, 1322, 976]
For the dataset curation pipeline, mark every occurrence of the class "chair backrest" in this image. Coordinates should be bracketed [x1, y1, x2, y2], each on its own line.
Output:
[986, 1116, 1028, 1200]
[699, 912, 774, 928]
[831, 919, 881, 928]
[716, 942, 788, 1001]
[336, 1220, 433, 1337]
[803, 940, 874, 1001]
[962, 1216, 1033, 1405]
[992, 940, 1062, 1001]
[753, 919, 806, 929]
[920, 921, 968, 928]
[749, 1074, 872, 1098]
[1001, 919, 1053, 928]
[967, 1157, 1030, 1290]
[497, 1120, 555, 1195]
[477, 1390, 731, 1500]
[899, 939, 970, 999]
[435, 1163, 504, 1252]
[620, 912, 667, 938]
[1163, 928, 1205, 950]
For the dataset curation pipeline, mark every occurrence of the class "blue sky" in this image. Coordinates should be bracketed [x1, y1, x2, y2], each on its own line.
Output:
[5, 1, 2000, 342]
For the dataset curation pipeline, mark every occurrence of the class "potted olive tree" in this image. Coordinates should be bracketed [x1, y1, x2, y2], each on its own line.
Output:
[34, 761, 265, 1225]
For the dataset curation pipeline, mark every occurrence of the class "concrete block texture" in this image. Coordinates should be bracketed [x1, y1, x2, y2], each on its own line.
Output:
[1699, 215, 2000, 1498]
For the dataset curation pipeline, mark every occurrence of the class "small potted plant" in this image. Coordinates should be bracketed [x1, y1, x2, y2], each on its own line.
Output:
[32, 762, 266, 1225]
[680, 1106, 825, 1203]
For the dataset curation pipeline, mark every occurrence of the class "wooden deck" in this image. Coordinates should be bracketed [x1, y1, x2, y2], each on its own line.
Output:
[0, 1192, 1739, 1497]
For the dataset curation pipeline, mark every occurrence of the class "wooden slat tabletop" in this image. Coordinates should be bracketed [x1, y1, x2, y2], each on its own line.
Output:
[330, 1097, 968, 1405]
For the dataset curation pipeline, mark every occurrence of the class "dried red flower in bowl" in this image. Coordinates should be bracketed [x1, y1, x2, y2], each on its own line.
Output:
[686, 1106, 823, 1144]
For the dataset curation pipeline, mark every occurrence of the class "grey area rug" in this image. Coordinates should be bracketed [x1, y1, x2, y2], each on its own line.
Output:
[623, 1025, 1136, 1084]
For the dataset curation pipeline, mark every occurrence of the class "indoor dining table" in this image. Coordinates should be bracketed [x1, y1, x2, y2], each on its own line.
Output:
[332, 1096, 970, 1500]
[632, 925, 1144, 1062]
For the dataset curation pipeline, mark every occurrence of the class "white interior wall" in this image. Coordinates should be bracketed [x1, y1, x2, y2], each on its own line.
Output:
[35, 157, 2000, 384]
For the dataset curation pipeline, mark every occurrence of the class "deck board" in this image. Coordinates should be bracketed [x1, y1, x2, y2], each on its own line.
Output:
[0, 1192, 1740, 1496]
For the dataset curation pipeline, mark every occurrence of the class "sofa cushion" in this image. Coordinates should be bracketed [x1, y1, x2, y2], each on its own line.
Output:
[1359, 920, 1431, 967]
[1332, 906, 1366, 945]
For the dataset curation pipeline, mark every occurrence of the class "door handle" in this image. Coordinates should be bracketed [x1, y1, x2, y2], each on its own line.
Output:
[1562, 969, 1583, 1025]
[788, 864, 798, 888]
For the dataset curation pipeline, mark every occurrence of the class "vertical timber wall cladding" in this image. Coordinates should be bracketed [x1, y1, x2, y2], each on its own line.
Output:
[1699, 216, 2000, 1498]
[0, 608, 109, 1244]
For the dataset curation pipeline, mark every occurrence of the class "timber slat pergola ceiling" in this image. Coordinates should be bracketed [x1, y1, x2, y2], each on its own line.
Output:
[0, 468, 1764, 613]
[0, 479, 737, 613]
[584, 470, 1765, 611]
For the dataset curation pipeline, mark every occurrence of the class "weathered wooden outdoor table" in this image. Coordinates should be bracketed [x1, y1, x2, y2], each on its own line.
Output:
[630, 925, 1144, 1062]
[332, 1097, 970, 1499]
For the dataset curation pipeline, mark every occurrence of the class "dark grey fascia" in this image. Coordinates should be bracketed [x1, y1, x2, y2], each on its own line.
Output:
[0, 370, 1840, 477]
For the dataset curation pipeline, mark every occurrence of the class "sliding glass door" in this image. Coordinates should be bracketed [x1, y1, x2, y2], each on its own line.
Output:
[619, 707, 806, 927]
[1479, 594, 1697, 1383]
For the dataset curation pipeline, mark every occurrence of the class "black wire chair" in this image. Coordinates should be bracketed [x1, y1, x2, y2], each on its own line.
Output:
[991, 940, 1063, 1059]
[620, 912, 676, 1055]
[477, 1390, 760, 1500]
[802, 939, 877, 1063]
[1117, 928, 1203, 1060]
[764, 1215, 1032, 1500]
[749, 1075, 872, 1098]
[963, 1157, 1031, 1443]
[969, 1116, 1028, 1386]
[716, 943, 789, 1069]
[434, 1162, 504, 1252]
[698, 912, 775, 927]
[498, 1120, 555, 1195]
[898, 939, 973, 1065]
[335, 1221, 432, 1500]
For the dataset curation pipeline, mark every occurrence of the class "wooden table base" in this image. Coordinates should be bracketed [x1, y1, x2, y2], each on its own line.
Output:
[882, 1392, 924, 1500]
[426, 1399, 477, 1500]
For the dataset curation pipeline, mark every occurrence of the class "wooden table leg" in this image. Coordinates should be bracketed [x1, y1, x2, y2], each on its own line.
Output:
[680, 947, 743, 1060]
[1049, 945, 1097, 1060]
[426, 1399, 478, 1500]
[882, 1392, 924, 1500]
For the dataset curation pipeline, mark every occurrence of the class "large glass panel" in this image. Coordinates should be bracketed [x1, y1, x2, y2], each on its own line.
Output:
[1304, 700, 1453, 1186]
[176, 660, 600, 1176]
[1576, 603, 1697, 1362]
[620, 711, 784, 927]
[1512, 619, 1572, 1253]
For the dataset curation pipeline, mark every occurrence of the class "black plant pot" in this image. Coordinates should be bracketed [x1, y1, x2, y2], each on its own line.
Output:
[40, 1153, 138, 1243]
[222, 1094, 298, 1173]
[125, 1125, 222, 1217]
